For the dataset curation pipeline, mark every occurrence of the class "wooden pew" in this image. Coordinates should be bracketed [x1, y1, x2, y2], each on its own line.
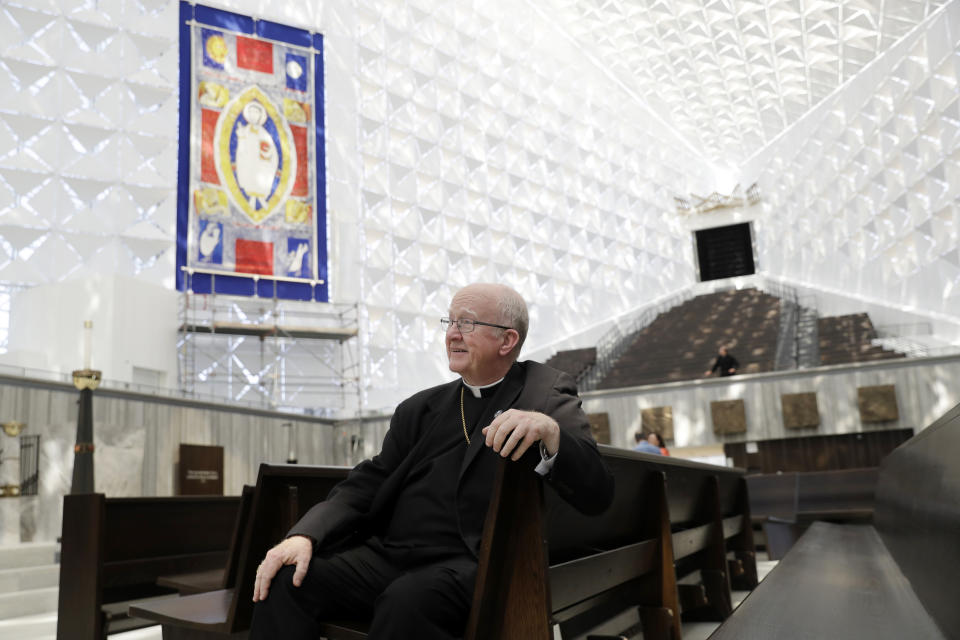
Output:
[130, 465, 350, 638]
[747, 467, 877, 522]
[457, 445, 754, 639]
[56, 494, 240, 640]
[747, 467, 877, 559]
[134, 448, 755, 640]
[709, 404, 960, 639]
[157, 486, 255, 596]
[624, 451, 757, 623]
[463, 446, 679, 640]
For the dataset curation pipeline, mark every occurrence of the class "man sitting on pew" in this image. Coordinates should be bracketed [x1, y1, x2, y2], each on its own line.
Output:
[250, 283, 614, 640]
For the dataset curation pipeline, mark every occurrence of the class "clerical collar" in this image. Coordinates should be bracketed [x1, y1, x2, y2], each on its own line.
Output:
[462, 376, 504, 398]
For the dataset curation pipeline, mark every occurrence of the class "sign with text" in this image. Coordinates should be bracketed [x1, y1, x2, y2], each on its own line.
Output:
[178, 443, 225, 495]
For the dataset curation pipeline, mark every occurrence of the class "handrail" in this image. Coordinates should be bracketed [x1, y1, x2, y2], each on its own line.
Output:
[579, 278, 825, 389]
[875, 322, 933, 338]
[579, 287, 697, 390]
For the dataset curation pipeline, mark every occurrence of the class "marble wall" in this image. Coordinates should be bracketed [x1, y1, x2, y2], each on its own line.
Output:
[582, 354, 960, 452]
[6, 353, 954, 542]
[0, 376, 391, 543]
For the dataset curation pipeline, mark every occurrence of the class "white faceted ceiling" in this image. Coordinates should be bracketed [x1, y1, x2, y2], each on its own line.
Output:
[0, 0, 177, 285]
[539, 0, 951, 164]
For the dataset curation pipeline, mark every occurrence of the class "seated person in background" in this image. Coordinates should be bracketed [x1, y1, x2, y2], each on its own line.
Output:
[633, 431, 663, 455]
[249, 282, 614, 640]
[705, 345, 739, 377]
[650, 432, 669, 456]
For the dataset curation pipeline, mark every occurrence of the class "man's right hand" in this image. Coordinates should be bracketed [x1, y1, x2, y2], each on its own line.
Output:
[252, 535, 313, 602]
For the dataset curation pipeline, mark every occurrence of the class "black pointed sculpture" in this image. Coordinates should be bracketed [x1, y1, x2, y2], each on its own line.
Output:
[70, 321, 100, 494]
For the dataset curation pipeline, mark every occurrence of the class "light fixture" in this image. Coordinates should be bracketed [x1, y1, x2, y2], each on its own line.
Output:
[1, 421, 25, 437]
[283, 422, 297, 464]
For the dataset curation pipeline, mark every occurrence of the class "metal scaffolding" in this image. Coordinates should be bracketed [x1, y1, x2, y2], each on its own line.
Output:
[177, 279, 360, 417]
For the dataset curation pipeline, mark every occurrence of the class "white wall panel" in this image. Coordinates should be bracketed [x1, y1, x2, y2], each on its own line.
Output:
[582, 354, 960, 451]
[742, 6, 960, 335]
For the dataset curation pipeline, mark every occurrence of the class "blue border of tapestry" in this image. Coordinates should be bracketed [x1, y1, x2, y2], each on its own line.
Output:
[176, 2, 328, 301]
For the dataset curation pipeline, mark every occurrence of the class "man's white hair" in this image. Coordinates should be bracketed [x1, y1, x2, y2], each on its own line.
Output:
[494, 285, 528, 357]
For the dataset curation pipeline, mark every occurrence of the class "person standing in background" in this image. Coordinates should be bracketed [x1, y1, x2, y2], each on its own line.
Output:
[705, 346, 739, 377]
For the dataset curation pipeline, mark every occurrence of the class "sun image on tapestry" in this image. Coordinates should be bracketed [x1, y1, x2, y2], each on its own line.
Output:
[176, 2, 327, 301]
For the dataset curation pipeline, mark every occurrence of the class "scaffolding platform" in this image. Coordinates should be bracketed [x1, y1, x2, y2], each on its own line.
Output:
[180, 322, 358, 342]
[177, 289, 361, 416]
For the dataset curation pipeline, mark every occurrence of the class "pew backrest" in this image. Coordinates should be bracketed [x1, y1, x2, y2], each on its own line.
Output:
[228, 464, 351, 632]
[57, 494, 239, 640]
[469, 446, 753, 640]
[607, 449, 754, 587]
[748, 467, 878, 522]
[875, 404, 960, 635]
[544, 449, 675, 639]
[796, 468, 877, 517]
[128, 466, 349, 636]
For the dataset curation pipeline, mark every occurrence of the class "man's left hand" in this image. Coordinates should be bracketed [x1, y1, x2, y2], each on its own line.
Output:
[482, 409, 560, 461]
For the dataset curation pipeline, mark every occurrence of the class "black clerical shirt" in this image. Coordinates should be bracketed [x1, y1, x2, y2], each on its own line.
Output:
[381, 382, 497, 565]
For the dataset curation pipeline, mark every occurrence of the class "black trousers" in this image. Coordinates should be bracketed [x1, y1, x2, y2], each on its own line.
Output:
[249, 539, 477, 640]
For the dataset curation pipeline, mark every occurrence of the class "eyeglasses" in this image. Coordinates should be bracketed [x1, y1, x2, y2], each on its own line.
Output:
[440, 317, 513, 333]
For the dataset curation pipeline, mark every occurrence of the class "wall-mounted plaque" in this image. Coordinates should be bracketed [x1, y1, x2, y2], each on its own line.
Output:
[641, 406, 674, 441]
[858, 385, 898, 423]
[178, 443, 224, 496]
[711, 399, 747, 434]
[587, 413, 611, 445]
[782, 392, 820, 429]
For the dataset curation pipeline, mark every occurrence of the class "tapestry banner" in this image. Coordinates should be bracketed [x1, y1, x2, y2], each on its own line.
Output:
[176, 2, 327, 301]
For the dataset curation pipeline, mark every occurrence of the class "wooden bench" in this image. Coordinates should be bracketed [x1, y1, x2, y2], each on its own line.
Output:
[747, 467, 878, 559]
[130, 465, 351, 638]
[461, 445, 755, 639]
[709, 403, 960, 639]
[133, 447, 756, 639]
[652, 451, 757, 622]
[156, 486, 256, 596]
[56, 493, 241, 640]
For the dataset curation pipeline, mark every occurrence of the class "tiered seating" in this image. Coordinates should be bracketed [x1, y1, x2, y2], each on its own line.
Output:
[598, 288, 781, 389]
[818, 313, 905, 365]
[543, 347, 596, 380]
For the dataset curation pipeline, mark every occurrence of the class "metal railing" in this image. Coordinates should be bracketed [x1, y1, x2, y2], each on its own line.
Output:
[872, 322, 932, 357]
[875, 322, 933, 338]
[774, 296, 800, 370]
[754, 279, 820, 370]
[872, 323, 960, 358]
[0, 363, 335, 417]
[579, 288, 697, 391]
[870, 337, 930, 357]
[578, 278, 829, 388]
[19, 434, 39, 496]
